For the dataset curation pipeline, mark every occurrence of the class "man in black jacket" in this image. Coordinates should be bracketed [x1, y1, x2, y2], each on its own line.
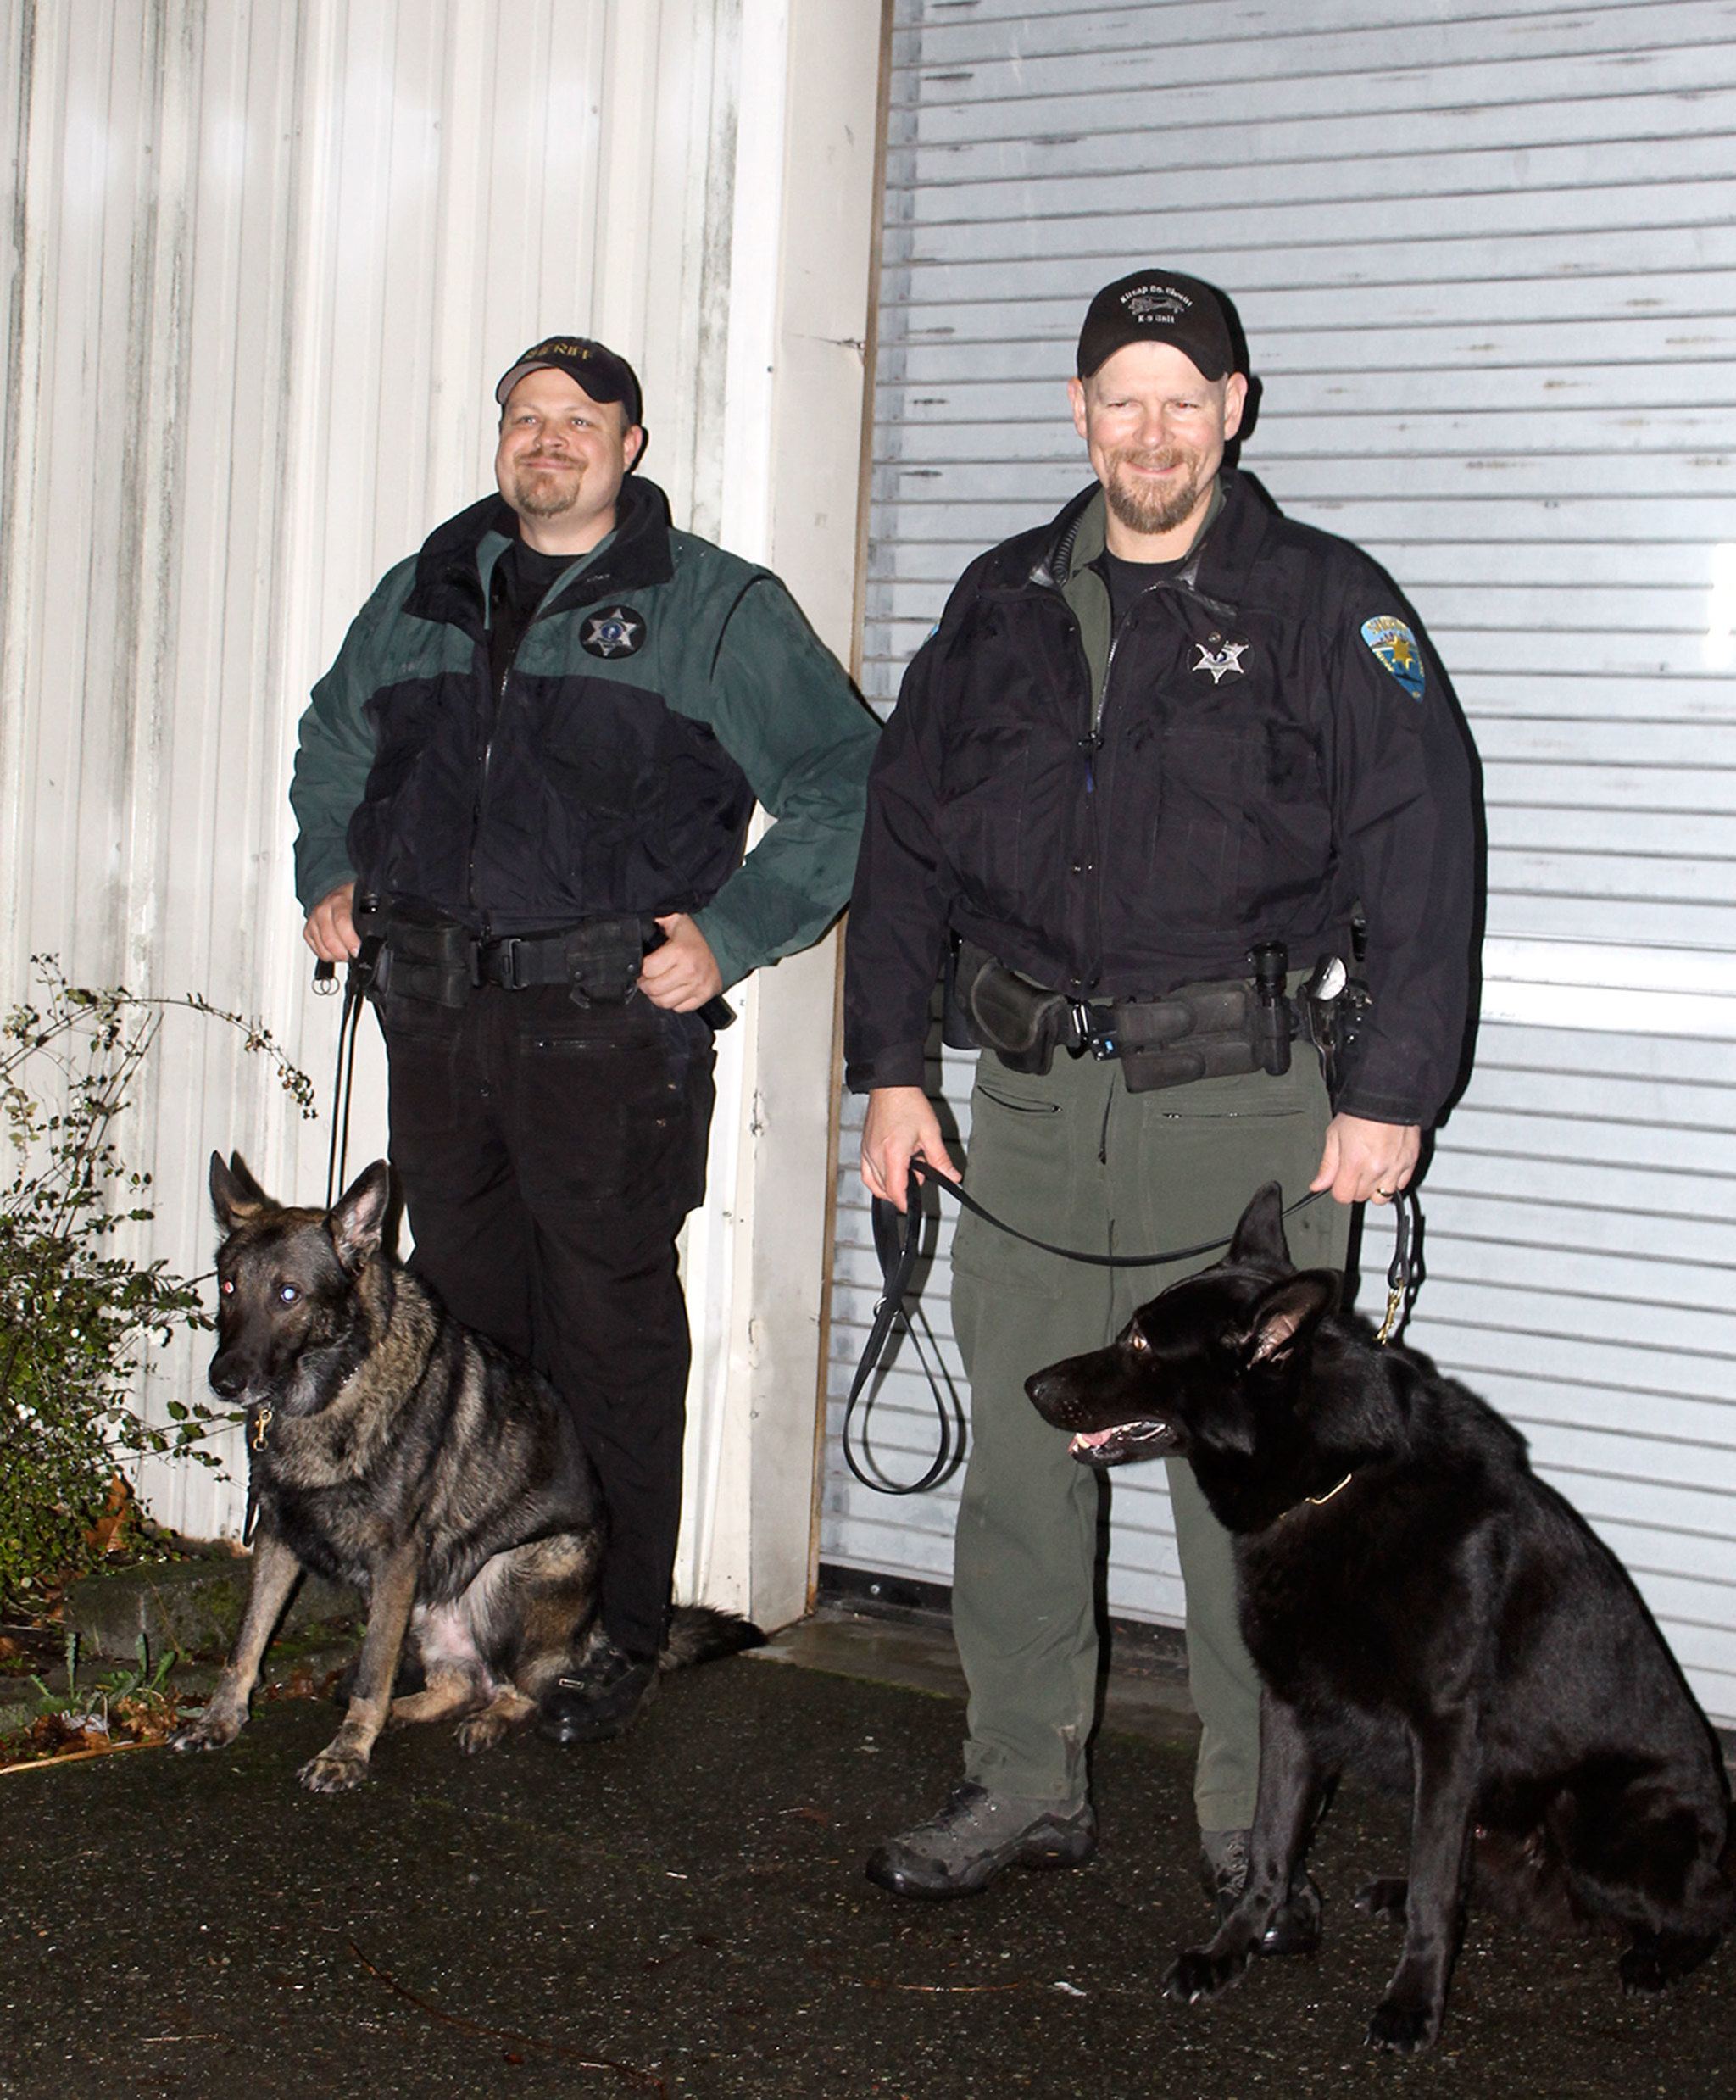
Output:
[844, 272, 1475, 1925]
[293, 337, 876, 1743]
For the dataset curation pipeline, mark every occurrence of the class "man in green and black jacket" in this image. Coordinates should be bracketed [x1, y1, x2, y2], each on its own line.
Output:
[292, 336, 877, 1742]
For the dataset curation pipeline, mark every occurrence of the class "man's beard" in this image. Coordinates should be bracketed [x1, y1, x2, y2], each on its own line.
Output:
[509, 459, 582, 518]
[1103, 448, 1207, 537]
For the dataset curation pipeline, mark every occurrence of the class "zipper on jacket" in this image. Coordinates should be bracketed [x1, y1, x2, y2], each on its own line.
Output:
[466, 570, 565, 918]
[1082, 616, 1126, 788]
[1047, 595, 1106, 994]
[1063, 573, 1234, 992]
[465, 653, 515, 919]
[1084, 574, 1243, 765]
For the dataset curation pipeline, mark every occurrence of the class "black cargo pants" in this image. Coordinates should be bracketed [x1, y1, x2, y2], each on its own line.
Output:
[378, 982, 715, 1659]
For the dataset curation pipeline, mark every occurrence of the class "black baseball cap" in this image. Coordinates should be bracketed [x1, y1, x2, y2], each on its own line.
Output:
[1076, 270, 1238, 383]
[494, 336, 643, 427]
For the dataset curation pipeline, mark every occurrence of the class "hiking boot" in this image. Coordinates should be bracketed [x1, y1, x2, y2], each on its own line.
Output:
[1201, 1827, 1323, 1958]
[537, 1635, 659, 1746]
[865, 1782, 1097, 1901]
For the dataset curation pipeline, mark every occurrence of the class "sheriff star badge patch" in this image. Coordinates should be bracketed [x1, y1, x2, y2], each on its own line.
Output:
[581, 605, 647, 659]
[1193, 634, 1249, 684]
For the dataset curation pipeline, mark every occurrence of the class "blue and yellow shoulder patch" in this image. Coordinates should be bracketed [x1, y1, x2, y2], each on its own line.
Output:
[1360, 615, 1425, 701]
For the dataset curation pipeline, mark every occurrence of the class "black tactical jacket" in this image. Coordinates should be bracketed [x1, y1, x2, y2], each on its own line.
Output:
[292, 476, 877, 989]
[843, 471, 1477, 1128]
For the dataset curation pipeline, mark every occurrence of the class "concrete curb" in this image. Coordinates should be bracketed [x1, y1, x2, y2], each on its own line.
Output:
[0, 1557, 363, 1742]
[64, 1555, 359, 1661]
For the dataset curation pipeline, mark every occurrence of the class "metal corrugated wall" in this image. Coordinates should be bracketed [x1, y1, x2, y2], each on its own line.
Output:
[0, 0, 882, 1603]
[822, 0, 1736, 1722]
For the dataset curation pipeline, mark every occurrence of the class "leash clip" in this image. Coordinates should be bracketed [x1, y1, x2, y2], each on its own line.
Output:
[250, 1405, 273, 1452]
[1375, 1187, 1419, 1345]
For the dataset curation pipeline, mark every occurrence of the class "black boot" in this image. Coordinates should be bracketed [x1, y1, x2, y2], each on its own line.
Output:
[537, 1635, 659, 1746]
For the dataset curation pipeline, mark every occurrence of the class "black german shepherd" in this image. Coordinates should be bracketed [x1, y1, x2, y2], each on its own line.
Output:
[171, 1154, 760, 1793]
[1027, 1184, 1733, 2053]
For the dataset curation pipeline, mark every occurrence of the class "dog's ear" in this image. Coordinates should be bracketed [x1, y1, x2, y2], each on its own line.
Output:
[326, 1159, 392, 1273]
[1243, 1270, 1338, 1369]
[1228, 1182, 1293, 1272]
[210, 1150, 269, 1228]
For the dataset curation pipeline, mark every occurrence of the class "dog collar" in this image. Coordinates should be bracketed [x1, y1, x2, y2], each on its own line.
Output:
[1308, 1470, 1354, 1506]
[1276, 1469, 1355, 1525]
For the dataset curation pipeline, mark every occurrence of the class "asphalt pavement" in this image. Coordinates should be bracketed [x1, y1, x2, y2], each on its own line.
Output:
[3, 1617, 1734, 2100]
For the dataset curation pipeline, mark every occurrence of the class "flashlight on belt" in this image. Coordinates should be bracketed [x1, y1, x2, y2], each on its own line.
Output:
[1249, 940, 1293, 1078]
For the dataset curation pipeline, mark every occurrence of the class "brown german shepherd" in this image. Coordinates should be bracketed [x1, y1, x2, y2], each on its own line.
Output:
[170, 1154, 760, 1792]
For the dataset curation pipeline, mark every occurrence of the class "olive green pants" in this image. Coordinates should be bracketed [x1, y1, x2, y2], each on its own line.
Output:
[949, 1044, 1349, 1829]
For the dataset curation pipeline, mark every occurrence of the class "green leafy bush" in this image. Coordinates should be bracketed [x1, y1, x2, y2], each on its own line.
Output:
[0, 958, 314, 1613]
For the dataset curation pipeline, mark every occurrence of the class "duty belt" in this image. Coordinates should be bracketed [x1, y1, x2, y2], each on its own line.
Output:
[954, 939, 1365, 1096]
[470, 928, 633, 993]
[358, 905, 653, 1010]
[356, 901, 737, 1029]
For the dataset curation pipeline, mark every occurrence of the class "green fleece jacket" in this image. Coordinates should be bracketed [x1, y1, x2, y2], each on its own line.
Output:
[291, 478, 879, 990]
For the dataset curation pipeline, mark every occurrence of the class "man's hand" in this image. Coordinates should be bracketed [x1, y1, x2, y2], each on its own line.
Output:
[1310, 1112, 1420, 1206]
[638, 913, 724, 1012]
[303, 882, 359, 962]
[860, 1085, 960, 1213]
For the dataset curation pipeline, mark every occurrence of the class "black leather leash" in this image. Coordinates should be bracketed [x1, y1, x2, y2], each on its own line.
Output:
[843, 1162, 1421, 1498]
[312, 953, 375, 1207]
[1375, 1183, 1422, 1345]
[240, 952, 368, 1547]
[839, 1188, 968, 1496]
[899, 1159, 1329, 1274]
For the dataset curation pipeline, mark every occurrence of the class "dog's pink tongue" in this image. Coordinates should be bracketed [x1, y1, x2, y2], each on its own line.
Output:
[1071, 1427, 1121, 1452]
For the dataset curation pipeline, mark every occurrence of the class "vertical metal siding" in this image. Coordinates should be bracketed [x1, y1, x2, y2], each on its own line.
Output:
[824, 0, 1736, 1722]
[0, 0, 859, 1560]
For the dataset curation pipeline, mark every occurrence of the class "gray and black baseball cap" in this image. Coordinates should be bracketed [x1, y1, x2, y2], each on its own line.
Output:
[1077, 270, 1238, 382]
[494, 335, 643, 426]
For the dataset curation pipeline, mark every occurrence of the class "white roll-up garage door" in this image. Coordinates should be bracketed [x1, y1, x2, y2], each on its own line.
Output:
[822, 0, 1736, 1724]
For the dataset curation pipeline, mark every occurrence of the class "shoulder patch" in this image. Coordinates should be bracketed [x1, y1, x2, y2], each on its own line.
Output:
[1360, 615, 1425, 701]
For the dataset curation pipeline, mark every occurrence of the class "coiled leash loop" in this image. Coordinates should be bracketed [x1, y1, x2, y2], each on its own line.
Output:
[838, 1190, 967, 1498]
[843, 1165, 1330, 1497]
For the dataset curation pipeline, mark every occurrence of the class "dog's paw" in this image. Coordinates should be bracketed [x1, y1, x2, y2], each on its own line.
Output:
[1616, 1935, 1716, 1998]
[454, 1712, 511, 1756]
[1620, 1947, 1670, 1997]
[1165, 1946, 1249, 2004]
[1365, 1991, 1440, 2053]
[169, 1712, 242, 1753]
[297, 1745, 372, 1793]
[1355, 1876, 1409, 1925]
